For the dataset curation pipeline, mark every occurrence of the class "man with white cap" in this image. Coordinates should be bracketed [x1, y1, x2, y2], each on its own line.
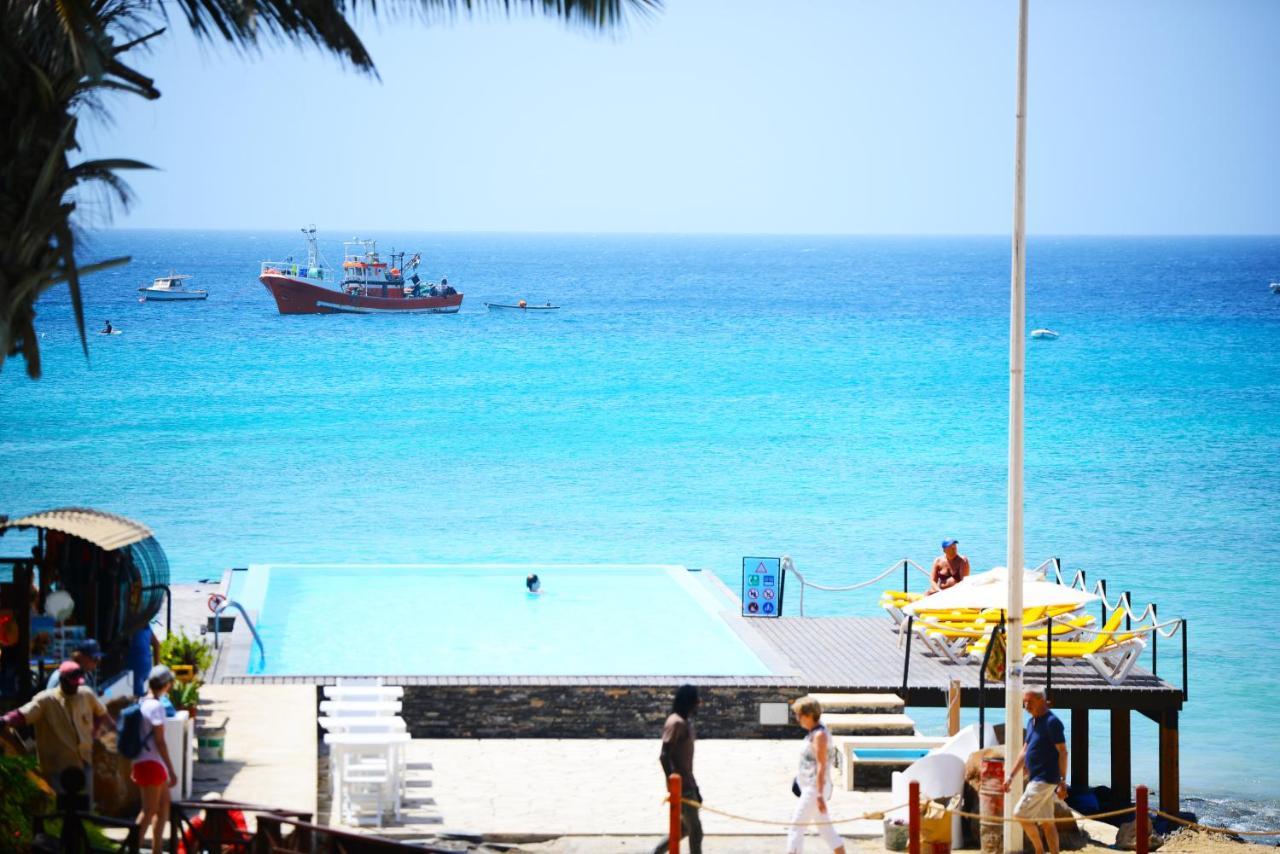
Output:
[928, 538, 970, 594]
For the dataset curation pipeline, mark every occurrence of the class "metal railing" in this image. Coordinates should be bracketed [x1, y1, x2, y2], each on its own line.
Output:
[212, 599, 266, 668]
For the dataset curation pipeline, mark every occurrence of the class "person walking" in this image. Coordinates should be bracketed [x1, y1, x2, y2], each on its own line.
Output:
[1003, 687, 1069, 854]
[0, 661, 113, 806]
[133, 665, 178, 854]
[787, 695, 847, 854]
[653, 684, 702, 854]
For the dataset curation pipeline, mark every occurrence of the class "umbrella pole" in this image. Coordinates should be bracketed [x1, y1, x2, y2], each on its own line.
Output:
[1004, 0, 1031, 850]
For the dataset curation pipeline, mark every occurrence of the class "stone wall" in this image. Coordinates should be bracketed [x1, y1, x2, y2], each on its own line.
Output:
[381, 685, 812, 739]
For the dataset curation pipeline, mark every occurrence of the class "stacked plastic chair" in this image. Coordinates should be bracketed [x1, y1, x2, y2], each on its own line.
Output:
[318, 677, 410, 826]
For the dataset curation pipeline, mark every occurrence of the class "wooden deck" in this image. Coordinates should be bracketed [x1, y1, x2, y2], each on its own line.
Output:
[218, 613, 1183, 714]
[742, 616, 1184, 714]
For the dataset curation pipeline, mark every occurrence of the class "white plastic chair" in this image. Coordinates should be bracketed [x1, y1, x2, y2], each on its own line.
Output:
[319, 699, 402, 716]
[324, 731, 410, 825]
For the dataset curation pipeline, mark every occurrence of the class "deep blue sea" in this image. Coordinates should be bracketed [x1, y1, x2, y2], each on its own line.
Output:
[2, 231, 1278, 827]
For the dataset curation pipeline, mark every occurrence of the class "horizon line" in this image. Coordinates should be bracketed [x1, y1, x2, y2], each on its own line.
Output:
[90, 227, 1280, 239]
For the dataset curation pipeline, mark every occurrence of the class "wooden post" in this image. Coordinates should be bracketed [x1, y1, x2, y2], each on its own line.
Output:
[667, 773, 682, 854]
[948, 679, 961, 736]
[1159, 711, 1180, 815]
[1111, 709, 1131, 802]
[1070, 708, 1090, 790]
[1136, 785, 1150, 854]
[909, 780, 921, 854]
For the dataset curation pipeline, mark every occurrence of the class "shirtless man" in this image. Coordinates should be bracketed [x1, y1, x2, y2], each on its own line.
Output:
[929, 539, 970, 593]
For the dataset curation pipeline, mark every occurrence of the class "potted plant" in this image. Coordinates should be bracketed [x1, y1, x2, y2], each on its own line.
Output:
[169, 680, 200, 719]
[159, 629, 213, 681]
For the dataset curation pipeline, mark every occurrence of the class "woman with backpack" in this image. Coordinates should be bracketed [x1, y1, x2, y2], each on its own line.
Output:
[787, 695, 846, 854]
[133, 664, 178, 853]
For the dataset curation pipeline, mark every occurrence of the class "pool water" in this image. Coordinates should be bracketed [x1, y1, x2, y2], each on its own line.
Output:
[852, 748, 931, 761]
[237, 564, 773, 677]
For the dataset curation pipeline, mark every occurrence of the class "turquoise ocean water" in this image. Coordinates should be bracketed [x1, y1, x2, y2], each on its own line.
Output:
[2, 231, 1278, 825]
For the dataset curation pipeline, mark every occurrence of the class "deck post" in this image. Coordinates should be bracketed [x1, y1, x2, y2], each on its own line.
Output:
[948, 679, 961, 736]
[1110, 709, 1131, 802]
[1070, 708, 1089, 790]
[667, 773, 682, 854]
[1159, 710, 1180, 815]
[909, 780, 921, 854]
[1136, 785, 1150, 854]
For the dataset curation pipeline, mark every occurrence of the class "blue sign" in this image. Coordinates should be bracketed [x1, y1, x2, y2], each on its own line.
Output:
[742, 557, 784, 618]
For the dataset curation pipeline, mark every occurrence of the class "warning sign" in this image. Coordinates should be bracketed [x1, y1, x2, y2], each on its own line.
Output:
[741, 557, 784, 618]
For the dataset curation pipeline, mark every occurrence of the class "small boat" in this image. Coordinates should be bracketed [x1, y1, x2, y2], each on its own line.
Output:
[1030, 328, 1060, 340]
[1270, 282, 1280, 294]
[139, 272, 207, 301]
[485, 301, 560, 311]
[260, 226, 461, 315]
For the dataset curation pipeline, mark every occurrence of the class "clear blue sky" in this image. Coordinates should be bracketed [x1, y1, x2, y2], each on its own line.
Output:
[81, 0, 1280, 234]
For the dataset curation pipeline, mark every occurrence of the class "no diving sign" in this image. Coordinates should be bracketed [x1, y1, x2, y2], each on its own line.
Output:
[741, 557, 784, 618]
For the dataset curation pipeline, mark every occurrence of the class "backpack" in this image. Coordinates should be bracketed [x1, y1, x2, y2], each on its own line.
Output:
[116, 702, 153, 759]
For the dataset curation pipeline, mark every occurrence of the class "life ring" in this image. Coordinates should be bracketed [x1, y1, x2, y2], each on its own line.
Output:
[208, 593, 227, 613]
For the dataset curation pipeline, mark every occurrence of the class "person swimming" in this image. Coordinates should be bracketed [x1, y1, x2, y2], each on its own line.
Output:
[526, 573, 541, 594]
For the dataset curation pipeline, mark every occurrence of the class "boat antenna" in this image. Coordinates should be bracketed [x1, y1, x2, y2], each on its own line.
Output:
[301, 224, 320, 271]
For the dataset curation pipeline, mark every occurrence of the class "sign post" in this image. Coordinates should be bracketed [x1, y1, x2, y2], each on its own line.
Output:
[741, 557, 784, 618]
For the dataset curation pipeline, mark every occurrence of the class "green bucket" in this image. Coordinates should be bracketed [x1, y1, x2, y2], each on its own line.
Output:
[196, 727, 226, 763]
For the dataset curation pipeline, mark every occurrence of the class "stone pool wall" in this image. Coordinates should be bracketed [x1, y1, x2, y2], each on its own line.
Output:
[337, 684, 811, 739]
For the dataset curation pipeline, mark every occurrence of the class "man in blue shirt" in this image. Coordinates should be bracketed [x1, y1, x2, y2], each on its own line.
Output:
[1004, 687, 1068, 854]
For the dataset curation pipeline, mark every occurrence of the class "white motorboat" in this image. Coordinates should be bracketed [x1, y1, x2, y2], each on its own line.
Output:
[485, 301, 560, 311]
[139, 273, 207, 301]
[1030, 328, 1060, 340]
[1270, 282, 1280, 294]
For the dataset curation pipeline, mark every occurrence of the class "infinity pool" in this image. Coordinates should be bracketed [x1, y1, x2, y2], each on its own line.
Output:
[234, 564, 773, 676]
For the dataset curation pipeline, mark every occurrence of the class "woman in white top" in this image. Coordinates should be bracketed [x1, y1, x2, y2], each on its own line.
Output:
[787, 695, 847, 854]
[133, 664, 177, 853]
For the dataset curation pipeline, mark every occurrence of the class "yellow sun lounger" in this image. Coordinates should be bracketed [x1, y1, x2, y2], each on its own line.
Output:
[975, 610, 1147, 686]
[921, 610, 1093, 664]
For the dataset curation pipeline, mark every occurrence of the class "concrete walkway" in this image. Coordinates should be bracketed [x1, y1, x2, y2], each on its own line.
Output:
[190, 684, 317, 819]
[377, 739, 890, 841]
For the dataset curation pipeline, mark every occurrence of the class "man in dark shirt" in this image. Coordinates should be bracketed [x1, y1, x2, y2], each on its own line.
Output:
[653, 684, 702, 854]
[1004, 687, 1069, 854]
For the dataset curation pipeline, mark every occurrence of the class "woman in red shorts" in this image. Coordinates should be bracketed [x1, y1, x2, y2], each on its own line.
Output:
[133, 664, 177, 852]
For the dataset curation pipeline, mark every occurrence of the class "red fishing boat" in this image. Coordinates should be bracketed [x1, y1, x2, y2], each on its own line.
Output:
[259, 226, 462, 315]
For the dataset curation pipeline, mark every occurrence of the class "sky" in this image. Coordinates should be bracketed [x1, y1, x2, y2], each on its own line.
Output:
[78, 0, 1280, 235]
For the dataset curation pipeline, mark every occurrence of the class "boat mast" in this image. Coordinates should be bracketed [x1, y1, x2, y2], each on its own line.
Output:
[302, 225, 319, 271]
[1004, 1, 1030, 851]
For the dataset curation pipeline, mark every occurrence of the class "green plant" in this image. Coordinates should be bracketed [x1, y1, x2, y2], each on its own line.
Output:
[169, 680, 200, 710]
[160, 629, 213, 674]
[0, 753, 54, 852]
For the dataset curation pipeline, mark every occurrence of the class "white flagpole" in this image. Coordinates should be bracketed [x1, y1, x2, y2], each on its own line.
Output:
[1004, 0, 1030, 851]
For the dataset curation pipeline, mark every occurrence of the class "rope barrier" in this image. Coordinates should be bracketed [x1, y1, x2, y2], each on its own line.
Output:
[665, 796, 1139, 828]
[1153, 809, 1280, 838]
[665, 796, 908, 828]
[786, 557, 920, 593]
[943, 805, 1136, 824]
[665, 796, 1280, 838]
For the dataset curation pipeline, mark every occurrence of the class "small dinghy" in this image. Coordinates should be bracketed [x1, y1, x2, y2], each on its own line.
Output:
[1030, 328, 1060, 340]
[485, 301, 559, 311]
